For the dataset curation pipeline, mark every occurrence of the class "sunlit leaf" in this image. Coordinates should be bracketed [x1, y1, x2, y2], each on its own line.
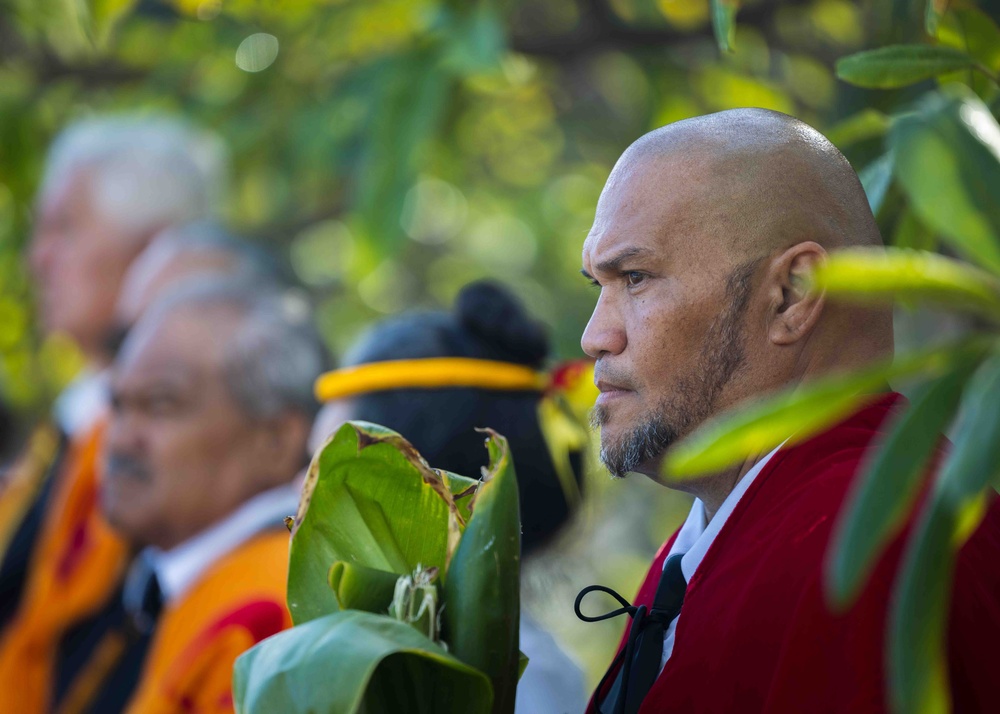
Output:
[858, 154, 893, 215]
[826, 109, 891, 148]
[836, 45, 973, 88]
[813, 247, 1000, 323]
[233, 610, 493, 714]
[936, 6, 1000, 74]
[890, 86, 1000, 276]
[443, 430, 520, 714]
[826, 352, 980, 609]
[287, 422, 477, 624]
[890, 354, 1000, 714]
[710, 0, 740, 54]
[663, 341, 986, 478]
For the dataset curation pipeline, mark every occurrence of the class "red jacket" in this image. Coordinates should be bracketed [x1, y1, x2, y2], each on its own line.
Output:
[588, 394, 1000, 713]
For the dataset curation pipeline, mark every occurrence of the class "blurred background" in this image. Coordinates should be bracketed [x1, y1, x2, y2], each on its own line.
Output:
[1, 0, 996, 688]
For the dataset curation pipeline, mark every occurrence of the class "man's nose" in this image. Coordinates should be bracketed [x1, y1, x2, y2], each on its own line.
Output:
[581, 293, 626, 359]
[105, 408, 144, 458]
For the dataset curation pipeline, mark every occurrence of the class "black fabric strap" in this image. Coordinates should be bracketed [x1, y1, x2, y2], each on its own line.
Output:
[577, 553, 687, 714]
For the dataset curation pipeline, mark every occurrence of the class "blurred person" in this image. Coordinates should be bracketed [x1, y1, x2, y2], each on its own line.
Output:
[578, 109, 1000, 712]
[43, 283, 320, 713]
[312, 281, 588, 714]
[0, 226, 282, 713]
[0, 116, 227, 629]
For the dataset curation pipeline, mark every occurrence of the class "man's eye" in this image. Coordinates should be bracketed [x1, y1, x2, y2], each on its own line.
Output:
[626, 271, 646, 287]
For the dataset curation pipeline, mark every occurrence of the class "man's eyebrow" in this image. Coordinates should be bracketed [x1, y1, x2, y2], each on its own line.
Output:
[591, 246, 654, 274]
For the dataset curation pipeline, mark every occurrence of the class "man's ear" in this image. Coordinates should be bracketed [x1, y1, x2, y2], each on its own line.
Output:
[766, 241, 826, 346]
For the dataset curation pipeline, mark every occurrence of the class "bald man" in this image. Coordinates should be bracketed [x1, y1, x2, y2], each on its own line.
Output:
[579, 109, 999, 713]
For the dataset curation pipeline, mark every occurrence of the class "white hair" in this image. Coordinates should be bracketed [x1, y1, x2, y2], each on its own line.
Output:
[120, 220, 277, 305]
[134, 279, 326, 420]
[40, 115, 227, 237]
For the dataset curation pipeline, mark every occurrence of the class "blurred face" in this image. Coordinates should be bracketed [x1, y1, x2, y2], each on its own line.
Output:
[103, 309, 272, 549]
[30, 171, 148, 363]
[581, 152, 759, 481]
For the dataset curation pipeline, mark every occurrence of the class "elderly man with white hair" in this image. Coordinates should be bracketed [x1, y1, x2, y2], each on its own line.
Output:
[0, 281, 325, 713]
[0, 221, 287, 712]
[0, 116, 227, 629]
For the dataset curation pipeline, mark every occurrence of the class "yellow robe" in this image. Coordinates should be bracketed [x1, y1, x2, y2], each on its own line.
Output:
[0, 420, 127, 712]
[123, 530, 292, 714]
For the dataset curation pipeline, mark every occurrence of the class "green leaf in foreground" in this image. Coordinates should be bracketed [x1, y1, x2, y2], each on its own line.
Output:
[835, 45, 974, 88]
[825, 352, 980, 609]
[814, 247, 1000, 323]
[890, 87, 1000, 276]
[710, 0, 740, 53]
[233, 610, 493, 714]
[443, 430, 521, 714]
[662, 341, 987, 479]
[287, 422, 477, 624]
[889, 355, 1000, 714]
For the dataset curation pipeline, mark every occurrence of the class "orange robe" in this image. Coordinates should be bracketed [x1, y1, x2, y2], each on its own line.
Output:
[123, 530, 292, 714]
[0, 420, 128, 712]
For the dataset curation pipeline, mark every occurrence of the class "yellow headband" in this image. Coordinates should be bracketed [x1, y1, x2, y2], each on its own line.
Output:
[314, 357, 549, 403]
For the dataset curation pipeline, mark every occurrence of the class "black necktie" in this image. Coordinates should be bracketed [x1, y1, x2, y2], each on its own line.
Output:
[123, 554, 163, 634]
[576, 553, 687, 714]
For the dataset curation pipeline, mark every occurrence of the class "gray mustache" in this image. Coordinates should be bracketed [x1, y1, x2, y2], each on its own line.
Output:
[105, 453, 152, 482]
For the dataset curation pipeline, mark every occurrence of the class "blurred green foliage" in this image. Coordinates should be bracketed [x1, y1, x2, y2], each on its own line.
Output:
[1, 0, 914, 421]
[3, 0, 999, 696]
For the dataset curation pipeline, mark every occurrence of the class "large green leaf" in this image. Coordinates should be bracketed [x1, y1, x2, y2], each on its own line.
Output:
[889, 354, 1000, 714]
[710, 0, 740, 54]
[836, 45, 974, 88]
[825, 352, 981, 609]
[813, 247, 1000, 323]
[233, 610, 493, 714]
[890, 87, 1000, 276]
[288, 422, 477, 624]
[443, 430, 521, 714]
[662, 341, 986, 478]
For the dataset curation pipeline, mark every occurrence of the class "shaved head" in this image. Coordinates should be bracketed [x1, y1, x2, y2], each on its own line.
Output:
[622, 108, 883, 257]
[582, 108, 892, 504]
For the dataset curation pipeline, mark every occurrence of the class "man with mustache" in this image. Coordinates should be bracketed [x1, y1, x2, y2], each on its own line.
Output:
[47, 282, 322, 713]
[579, 108, 1000, 713]
[0, 116, 226, 630]
[0, 224, 282, 713]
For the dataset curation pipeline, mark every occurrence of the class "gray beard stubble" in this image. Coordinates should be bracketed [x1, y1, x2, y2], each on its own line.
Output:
[593, 258, 761, 479]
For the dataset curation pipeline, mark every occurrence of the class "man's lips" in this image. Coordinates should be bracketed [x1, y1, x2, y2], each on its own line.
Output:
[595, 379, 634, 404]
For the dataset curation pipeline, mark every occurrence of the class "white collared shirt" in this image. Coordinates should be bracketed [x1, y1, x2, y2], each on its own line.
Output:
[658, 443, 783, 672]
[53, 370, 109, 437]
[137, 482, 300, 604]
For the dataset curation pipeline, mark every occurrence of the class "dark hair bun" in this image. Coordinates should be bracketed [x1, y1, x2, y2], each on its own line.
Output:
[456, 281, 549, 367]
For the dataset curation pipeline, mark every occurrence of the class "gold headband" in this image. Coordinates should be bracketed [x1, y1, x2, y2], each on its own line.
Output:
[314, 357, 549, 403]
